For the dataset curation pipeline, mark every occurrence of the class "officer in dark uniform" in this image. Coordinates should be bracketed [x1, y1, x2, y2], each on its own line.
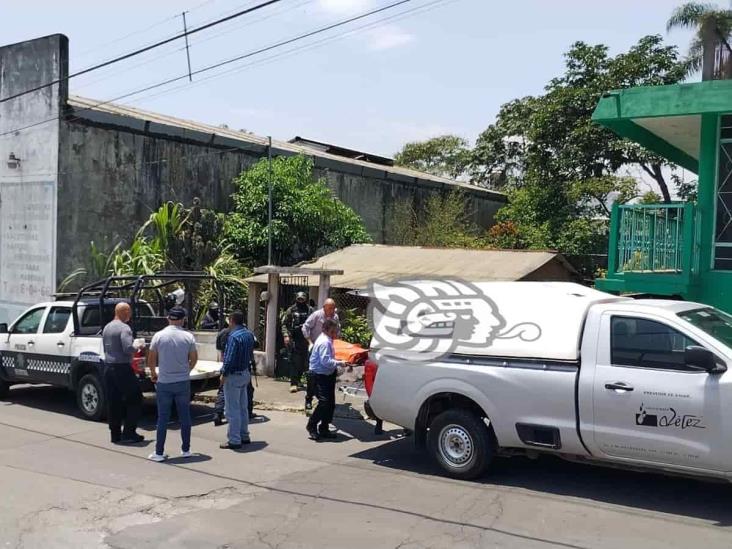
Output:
[281, 291, 313, 394]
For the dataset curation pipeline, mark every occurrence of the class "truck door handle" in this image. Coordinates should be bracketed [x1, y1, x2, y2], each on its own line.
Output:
[605, 382, 634, 392]
[57, 342, 65, 347]
[27, 340, 35, 346]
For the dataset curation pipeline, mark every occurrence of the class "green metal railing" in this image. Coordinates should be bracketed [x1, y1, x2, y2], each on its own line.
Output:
[616, 203, 687, 273]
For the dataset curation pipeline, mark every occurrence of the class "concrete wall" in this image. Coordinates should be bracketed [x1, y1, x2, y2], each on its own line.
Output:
[0, 34, 507, 318]
[56, 120, 255, 280]
[0, 34, 67, 323]
[56, 116, 504, 286]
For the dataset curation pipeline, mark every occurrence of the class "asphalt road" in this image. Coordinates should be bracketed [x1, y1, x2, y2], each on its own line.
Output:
[2, 385, 732, 549]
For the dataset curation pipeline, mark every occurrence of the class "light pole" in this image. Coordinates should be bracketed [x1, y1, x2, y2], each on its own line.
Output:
[267, 136, 273, 265]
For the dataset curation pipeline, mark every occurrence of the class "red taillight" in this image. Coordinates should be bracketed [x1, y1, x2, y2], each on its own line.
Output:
[364, 357, 378, 397]
[131, 349, 146, 376]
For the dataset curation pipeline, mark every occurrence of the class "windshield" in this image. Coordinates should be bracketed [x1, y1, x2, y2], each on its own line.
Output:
[678, 307, 732, 349]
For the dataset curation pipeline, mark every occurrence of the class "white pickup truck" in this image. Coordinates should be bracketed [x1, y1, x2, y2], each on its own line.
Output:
[367, 282, 732, 481]
[0, 274, 225, 420]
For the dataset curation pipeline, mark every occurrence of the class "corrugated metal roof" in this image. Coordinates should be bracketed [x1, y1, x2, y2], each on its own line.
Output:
[66, 96, 506, 201]
[245, 244, 577, 289]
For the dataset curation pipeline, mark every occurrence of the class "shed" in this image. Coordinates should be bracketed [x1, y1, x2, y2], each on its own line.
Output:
[245, 245, 580, 291]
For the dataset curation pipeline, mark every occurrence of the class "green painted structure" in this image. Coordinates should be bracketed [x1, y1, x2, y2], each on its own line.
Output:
[593, 79, 732, 313]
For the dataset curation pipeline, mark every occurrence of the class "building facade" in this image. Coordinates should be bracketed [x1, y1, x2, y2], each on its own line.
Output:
[594, 79, 732, 313]
[0, 34, 505, 322]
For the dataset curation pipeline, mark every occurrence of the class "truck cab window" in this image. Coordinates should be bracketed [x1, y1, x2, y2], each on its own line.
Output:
[611, 316, 698, 371]
[12, 308, 45, 334]
[43, 307, 71, 334]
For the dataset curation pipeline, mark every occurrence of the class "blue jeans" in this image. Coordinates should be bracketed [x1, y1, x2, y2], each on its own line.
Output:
[155, 380, 192, 456]
[223, 371, 251, 445]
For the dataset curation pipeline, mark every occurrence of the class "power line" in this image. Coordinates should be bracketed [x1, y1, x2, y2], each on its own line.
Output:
[73, 0, 215, 60]
[0, 0, 413, 140]
[0, 0, 283, 105]
[0, 0, 452, 178]
[122, 0, 453, 108]
[71, 0, 316, 93]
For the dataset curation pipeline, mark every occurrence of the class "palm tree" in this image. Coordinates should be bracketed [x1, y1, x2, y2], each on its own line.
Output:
[667, 2, 732, 79]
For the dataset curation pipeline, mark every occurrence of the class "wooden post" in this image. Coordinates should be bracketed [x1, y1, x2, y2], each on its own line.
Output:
[264, 273, 279, 376]
[317, 274, 330, 308]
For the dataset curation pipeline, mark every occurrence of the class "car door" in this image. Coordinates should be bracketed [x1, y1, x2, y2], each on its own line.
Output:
[591, 312, 729, 472]
[1, 306, 47, 383]
[30, 306, 74, 386]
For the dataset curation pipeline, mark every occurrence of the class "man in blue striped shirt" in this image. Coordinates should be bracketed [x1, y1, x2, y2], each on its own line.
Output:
[219, 311, 255, 449]
[306, 318, 345, 441]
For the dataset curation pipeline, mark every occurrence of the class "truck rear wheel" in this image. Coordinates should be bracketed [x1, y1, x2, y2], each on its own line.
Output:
[428, 408, 493, 480]
[76, 373, 106, 421]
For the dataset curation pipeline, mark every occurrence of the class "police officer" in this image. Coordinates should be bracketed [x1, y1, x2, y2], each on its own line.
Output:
[102, 303, 144, 444]
[281, 291, 313, 394]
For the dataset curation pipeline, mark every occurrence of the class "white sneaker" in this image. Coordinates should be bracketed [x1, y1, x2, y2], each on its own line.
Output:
[148, 452, 168, 462]
[180, 450, 194, 458]
[289, 386, 298, 393]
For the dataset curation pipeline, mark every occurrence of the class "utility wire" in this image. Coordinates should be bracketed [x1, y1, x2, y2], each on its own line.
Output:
[0, 0, 283, 105]
[124, 0, 453, 108]
[73, 0, 218, 59]
[0, 0, 452, 178]
[72, 0, 316, 92]
[0, 0, 413, 139]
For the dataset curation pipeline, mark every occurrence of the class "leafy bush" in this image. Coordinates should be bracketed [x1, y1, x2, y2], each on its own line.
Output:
[340, 309, 372, 348]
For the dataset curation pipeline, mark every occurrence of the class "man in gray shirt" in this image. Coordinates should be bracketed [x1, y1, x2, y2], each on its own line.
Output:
[103, 303, 144, 444]
[147, 307, 198, 462]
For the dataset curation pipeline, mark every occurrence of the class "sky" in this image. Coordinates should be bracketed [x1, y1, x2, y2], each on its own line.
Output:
[0, 0, 712, 157]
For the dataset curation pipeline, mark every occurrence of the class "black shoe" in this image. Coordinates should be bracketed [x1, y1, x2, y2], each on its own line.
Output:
[220, 441, 242, 450]
[213, 414, 224, 426]
[120, 433, 144, 444]
[249, 413, 258, 420]
[241, 438, 252, 445]
[319, 430, 337, 439]
[307, 427, 320, 441]
[110, 433, 122, 444]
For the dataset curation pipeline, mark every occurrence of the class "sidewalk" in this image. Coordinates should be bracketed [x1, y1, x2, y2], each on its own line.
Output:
[194, 366, 369, 420]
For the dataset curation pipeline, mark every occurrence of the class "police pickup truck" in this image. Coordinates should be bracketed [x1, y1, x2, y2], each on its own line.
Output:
[0, 274, 224, 420]
[366, 281, 732, 481]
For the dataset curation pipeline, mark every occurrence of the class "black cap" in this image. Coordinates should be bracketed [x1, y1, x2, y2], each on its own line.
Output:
[168, 307, 186, 320]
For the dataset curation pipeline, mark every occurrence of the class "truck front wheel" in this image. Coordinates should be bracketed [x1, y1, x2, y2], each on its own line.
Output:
[76, 373, 106, 422]
[428, 409, 493, 480]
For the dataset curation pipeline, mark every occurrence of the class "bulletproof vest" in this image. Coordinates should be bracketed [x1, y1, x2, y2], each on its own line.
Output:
[290, 305, 310, 330]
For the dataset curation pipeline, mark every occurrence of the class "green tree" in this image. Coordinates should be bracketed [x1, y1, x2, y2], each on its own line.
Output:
[225, 155, 371, 266]
[667, 2, 732, 78]
[394, 135, 471, 179]
[475, 35, 687, 255]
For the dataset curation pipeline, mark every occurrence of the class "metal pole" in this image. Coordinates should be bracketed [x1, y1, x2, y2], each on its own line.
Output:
[268, 136, 273, 265]
[182, 12, 193, 81]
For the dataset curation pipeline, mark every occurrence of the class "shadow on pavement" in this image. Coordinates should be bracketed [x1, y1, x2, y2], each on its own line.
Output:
[2, 384, 216, 428]
[332, 415, 404, 443]
[349, 437, 732, 526]
[165, 453, 213, 465]
[231, 441, 268, 453]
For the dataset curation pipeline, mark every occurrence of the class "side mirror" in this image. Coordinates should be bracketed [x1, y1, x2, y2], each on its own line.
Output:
[685, 346, 727, 374]
[0, 323, 7, 334]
